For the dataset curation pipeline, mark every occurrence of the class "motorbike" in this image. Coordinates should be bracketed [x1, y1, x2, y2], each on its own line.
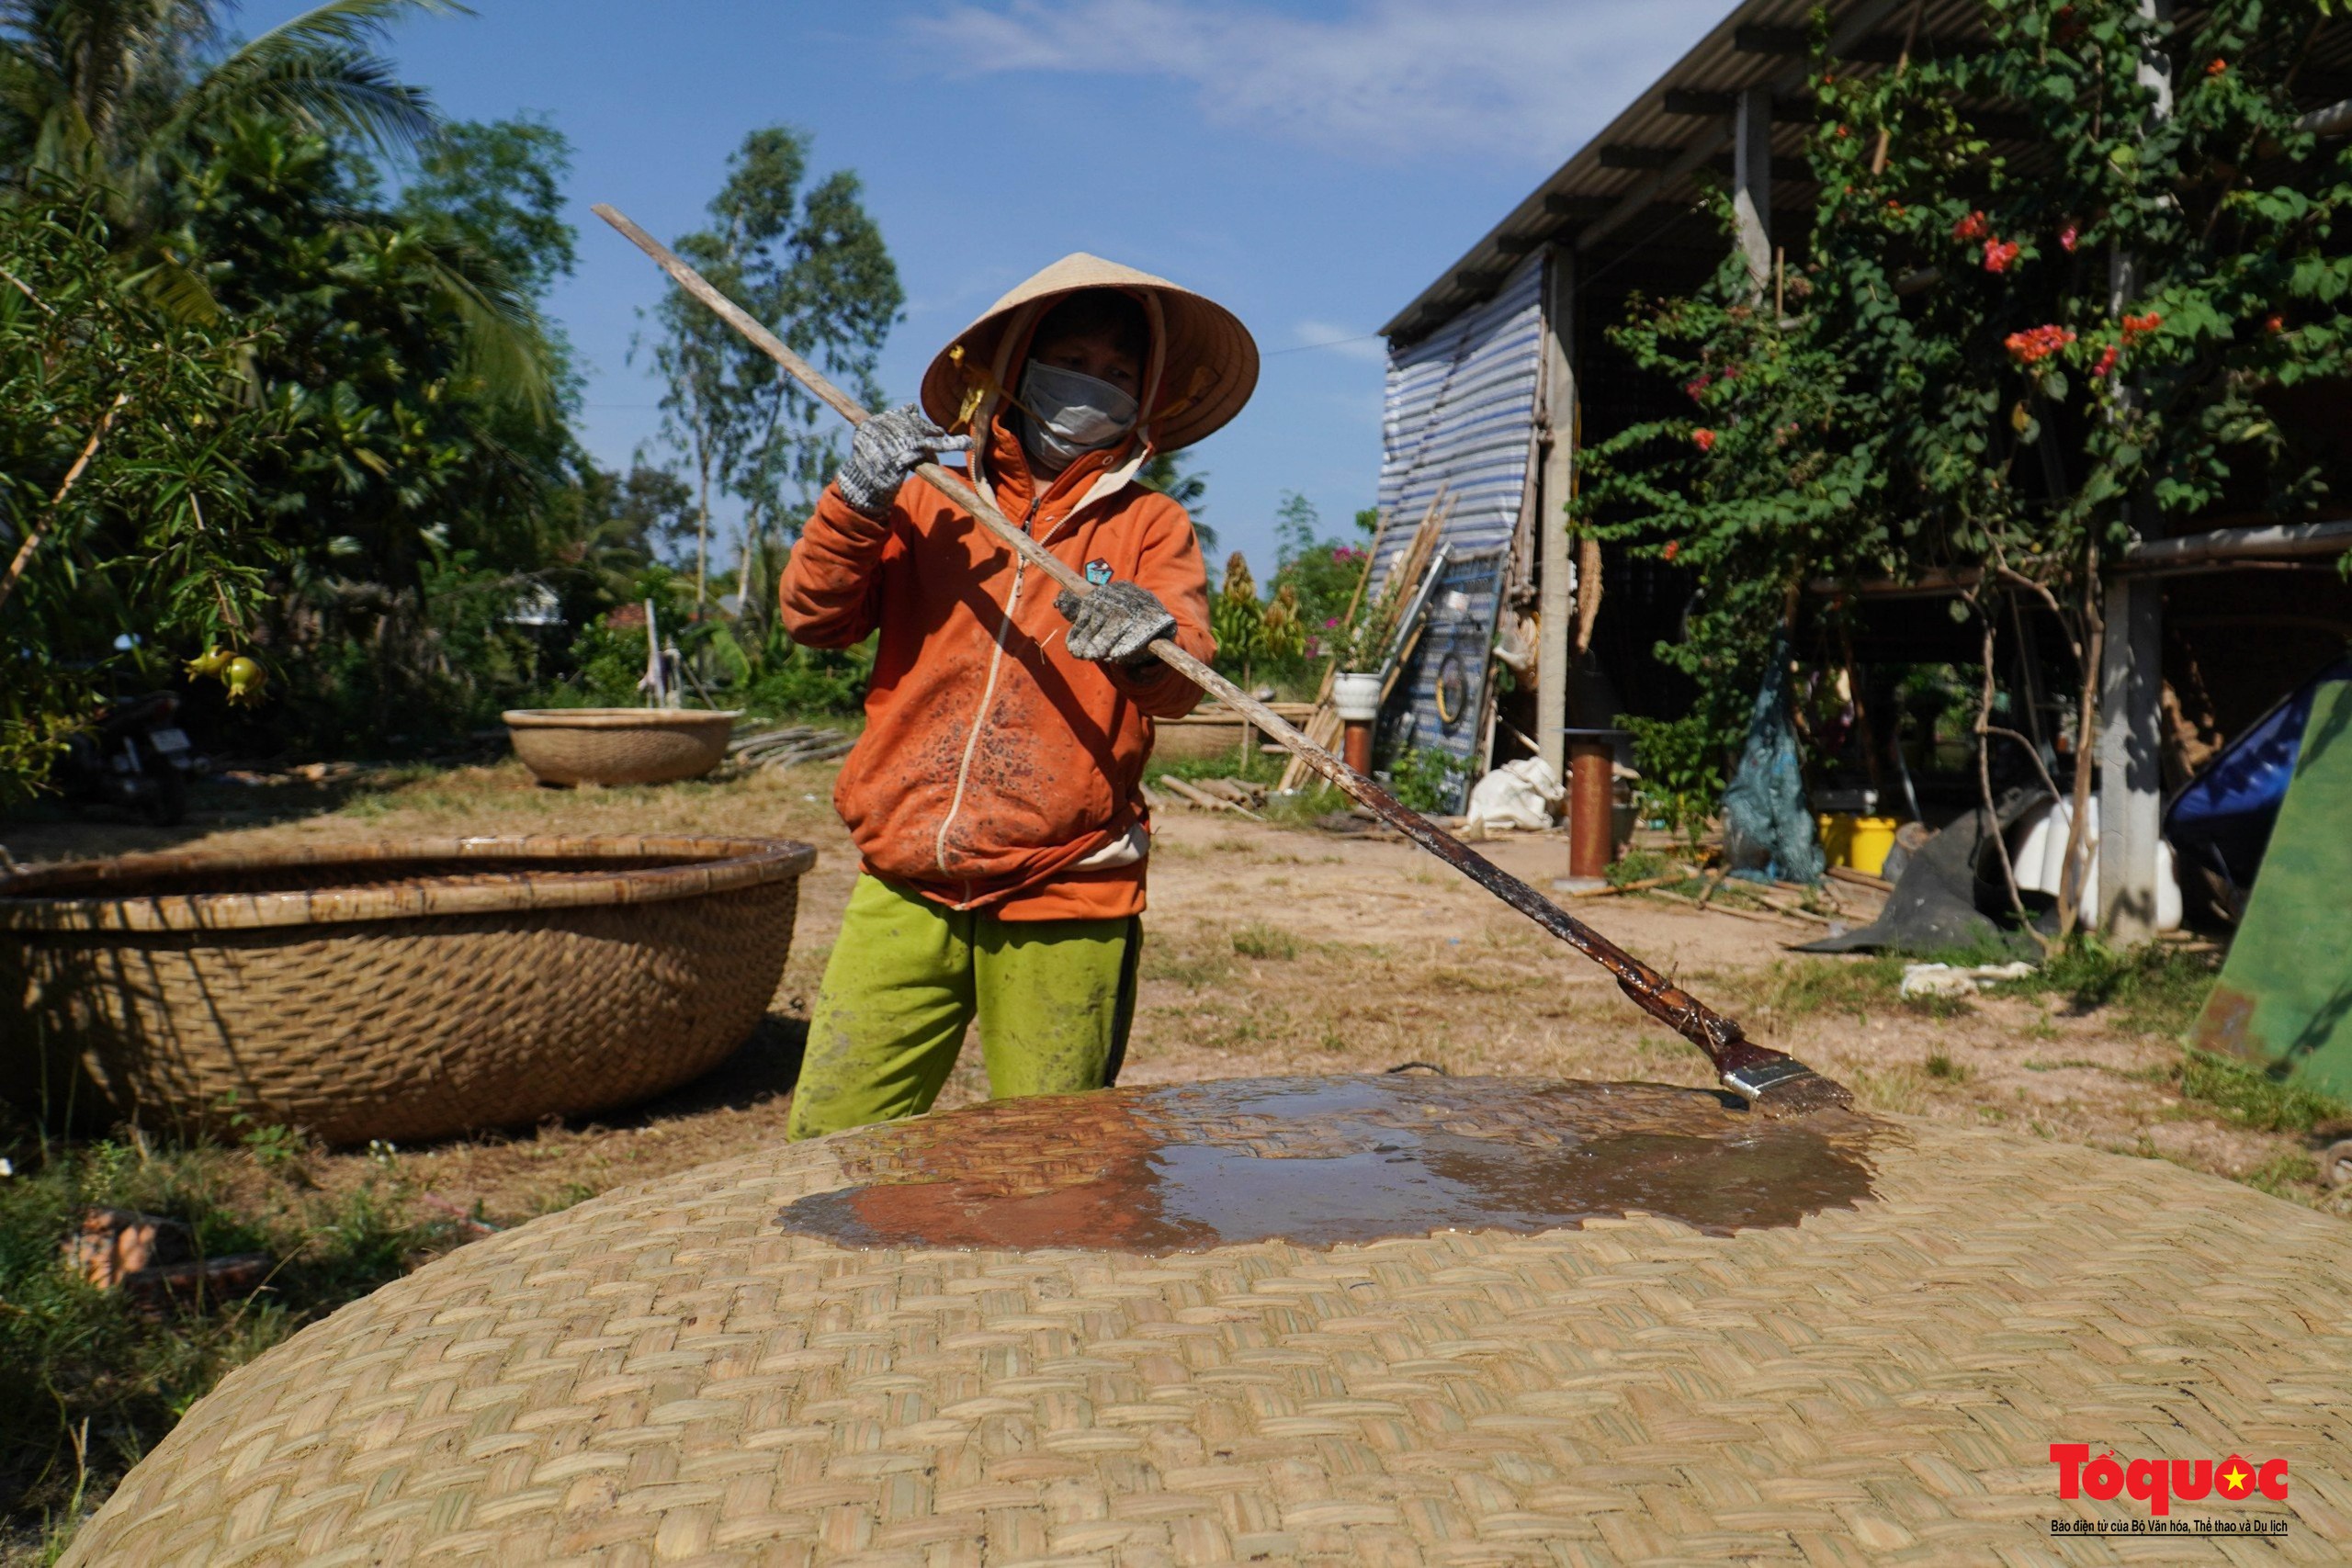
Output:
[53, 693, 207, 827]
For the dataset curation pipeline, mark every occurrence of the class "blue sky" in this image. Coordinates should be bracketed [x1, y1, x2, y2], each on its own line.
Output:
[251, 0, 1728, 570]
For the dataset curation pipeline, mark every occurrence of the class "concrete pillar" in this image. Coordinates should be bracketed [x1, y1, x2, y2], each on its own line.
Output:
[2097, 0, 2173, 942]
[2098, 574, 2164, 940]
[1734, 86, 1773, 294]
[1536, 248, 1577, 783]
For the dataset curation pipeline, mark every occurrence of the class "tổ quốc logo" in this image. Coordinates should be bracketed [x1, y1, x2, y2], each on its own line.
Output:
[2050, 1444, 2292, 1537]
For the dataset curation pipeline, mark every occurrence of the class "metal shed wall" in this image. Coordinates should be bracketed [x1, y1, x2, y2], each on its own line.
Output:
[1374, 251, 1545, 783]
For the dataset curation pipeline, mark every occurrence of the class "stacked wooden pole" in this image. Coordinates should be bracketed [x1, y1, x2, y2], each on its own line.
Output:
[1275, 490, 1454, 794]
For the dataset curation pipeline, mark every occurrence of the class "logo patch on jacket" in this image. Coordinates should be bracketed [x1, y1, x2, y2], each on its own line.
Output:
[1084, 558, 1114, 586]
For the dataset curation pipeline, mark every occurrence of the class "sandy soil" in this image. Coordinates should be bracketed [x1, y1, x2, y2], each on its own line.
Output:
[5, 759, 2342, 1229]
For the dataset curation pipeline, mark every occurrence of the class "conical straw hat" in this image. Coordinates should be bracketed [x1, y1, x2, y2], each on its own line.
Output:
[922, 252, 1258, 455]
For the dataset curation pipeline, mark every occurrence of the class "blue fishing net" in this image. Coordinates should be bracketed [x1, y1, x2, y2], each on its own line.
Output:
[1721, 639, 1826, 885]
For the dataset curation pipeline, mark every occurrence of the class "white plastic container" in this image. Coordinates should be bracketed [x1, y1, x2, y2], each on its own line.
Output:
[1331, 671, 1384, 723]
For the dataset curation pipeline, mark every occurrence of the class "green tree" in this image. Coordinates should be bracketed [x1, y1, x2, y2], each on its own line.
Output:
[1138, 448, 1215, 555]
[0, 188, 280, 798]
[1269, 491, 1377, 679]
[397, 113, 575, 301]
[0, 0, 461, 234]
[1577, 0, 2352, 935]
[642, 126, 901, 611]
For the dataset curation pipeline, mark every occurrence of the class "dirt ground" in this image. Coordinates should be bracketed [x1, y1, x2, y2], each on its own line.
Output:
[6, 758, 2345, 1230]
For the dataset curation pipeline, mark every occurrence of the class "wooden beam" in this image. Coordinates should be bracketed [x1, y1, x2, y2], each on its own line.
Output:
[2297, 96, 2352, 135]
[2120, 519, 2352, 570]
[1735, 24, 1809, 56]
[1599, 143, 1682, 170]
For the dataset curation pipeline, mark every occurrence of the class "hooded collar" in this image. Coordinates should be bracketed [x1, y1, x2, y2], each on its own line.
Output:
[967, 299, 1154, 539]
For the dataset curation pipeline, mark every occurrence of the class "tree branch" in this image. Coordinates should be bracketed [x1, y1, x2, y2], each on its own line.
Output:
[0, 392, 130, 615]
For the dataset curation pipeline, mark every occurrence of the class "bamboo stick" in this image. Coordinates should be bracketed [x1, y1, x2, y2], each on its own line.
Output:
[594, 204, 1848, 1116]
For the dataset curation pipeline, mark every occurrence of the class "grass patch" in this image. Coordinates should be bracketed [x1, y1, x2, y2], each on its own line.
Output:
[1735, 956, 1905, 1034]
[2005, 941, 2223, 1037]
[1145, 748, 1284, 787]
[1259, 784, 1351, 829]
[532, 1180, 601, 1217]
[1849, 1063, 1931, 1115]
[1925, 1050, 1971, 1083]
[2242, 1152, 2318, 1198]
[1230, 922, 1300, 961]
[1605, 848, 1671, 886]
[1141, 942, 1235, 987]
[2177, 1050, 2348, 1134]
[0, 1125, 458, 1549]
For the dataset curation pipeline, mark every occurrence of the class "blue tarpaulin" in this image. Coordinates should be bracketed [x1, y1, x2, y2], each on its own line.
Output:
[2166, 655, 2352, 898]
[1721, 641, 1826, 885]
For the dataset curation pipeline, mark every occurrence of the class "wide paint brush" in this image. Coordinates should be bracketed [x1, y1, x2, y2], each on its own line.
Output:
[595, 204, 1852, 1119]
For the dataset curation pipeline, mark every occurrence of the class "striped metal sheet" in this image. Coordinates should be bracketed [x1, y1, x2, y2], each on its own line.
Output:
[1373, 253, 1544, 788]
[1384, 547, 1512, 810]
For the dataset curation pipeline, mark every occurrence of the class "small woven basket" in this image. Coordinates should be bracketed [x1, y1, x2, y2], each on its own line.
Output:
[0, 834, 814, 1144]
[503, 707, 741, 785]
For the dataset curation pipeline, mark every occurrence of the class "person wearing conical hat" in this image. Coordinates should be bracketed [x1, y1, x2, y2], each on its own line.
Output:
[779, 254, 1257, 1141]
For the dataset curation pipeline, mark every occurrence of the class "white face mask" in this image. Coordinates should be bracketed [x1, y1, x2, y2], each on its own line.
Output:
[1019, 361, 1138, 469]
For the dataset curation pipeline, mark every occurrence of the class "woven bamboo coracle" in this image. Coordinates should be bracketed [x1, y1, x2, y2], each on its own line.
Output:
[65, 1075, 2350, 1565]
[0, 835, 813, 1144]
[503, 708, 741, 785]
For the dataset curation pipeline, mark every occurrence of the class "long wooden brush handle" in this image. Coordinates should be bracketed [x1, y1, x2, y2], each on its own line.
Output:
[593, 203, 1781, 1077]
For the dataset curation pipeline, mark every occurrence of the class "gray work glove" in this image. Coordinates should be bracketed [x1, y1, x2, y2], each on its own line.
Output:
[1056, 579, 1176, 667]
[836, 403, 970, 518]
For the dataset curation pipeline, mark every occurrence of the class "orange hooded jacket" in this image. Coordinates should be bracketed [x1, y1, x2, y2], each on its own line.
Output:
[778, 412, 1215, 921]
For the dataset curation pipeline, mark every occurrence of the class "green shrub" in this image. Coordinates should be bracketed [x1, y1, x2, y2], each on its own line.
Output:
[1620, 714, 1723, 850]
[1388, 745, 1474, 813]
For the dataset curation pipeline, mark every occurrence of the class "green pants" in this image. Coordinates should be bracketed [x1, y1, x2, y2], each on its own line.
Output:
[786, 874, 1141, 1140]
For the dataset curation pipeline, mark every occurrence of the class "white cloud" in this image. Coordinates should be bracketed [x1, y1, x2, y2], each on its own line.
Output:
[1290, 320, 1386, 363]
[908, 0, 1730, 161]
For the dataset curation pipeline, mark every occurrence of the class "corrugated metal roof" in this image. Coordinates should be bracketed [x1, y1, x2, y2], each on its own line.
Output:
[1384, 0, 2344, 343]
[1384, 0, 1991, 343]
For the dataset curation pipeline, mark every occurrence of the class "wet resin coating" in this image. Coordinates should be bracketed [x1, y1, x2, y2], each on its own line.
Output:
[779, 1075, 1880, 1254]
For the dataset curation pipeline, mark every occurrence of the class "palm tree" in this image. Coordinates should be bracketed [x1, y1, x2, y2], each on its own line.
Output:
[0, 0, 461, 209]
[0, 1, 551, 411]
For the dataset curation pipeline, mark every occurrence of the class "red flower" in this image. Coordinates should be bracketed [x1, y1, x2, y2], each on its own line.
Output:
[2267, 313, 2287, 333]
[2121, 310, 2163, 340]
[2207, 57, 2227, 76]
[2004, 324, 2077, 365]
[2059, 223, 2079, 253]
[1984, 238, 2021, 273]
[1684, 374, 1713, 400]
[1692, 428, 1718, 454]
[1953, 210, 1989, 243]
[1663, 540, 1682, 562]
[1885, 199, 1906, 217]
[2093, 344, 2120, 377]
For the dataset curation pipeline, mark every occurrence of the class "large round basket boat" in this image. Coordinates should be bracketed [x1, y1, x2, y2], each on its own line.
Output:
[503, 707, 741, 786]
[0, 834, 814, 1144]
[62, 1075, 2349, 1564]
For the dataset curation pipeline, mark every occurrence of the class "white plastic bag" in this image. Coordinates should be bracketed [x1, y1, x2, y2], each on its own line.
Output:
[1464, 757, 1565, 831]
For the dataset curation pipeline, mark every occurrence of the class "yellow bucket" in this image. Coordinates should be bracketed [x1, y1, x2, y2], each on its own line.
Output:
[1817, 814, 1901, 877]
